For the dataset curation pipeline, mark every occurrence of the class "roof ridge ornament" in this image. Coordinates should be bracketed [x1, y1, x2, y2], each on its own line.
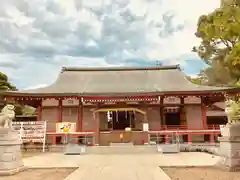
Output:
[61, 67, 67, 73]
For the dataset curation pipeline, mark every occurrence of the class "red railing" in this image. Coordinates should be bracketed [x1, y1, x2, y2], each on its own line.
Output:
[45, 125, 223, 145]
[150, 124, 221, 131]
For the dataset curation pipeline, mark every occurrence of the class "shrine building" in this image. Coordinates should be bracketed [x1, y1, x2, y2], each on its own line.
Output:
[1, 65, 240, 145]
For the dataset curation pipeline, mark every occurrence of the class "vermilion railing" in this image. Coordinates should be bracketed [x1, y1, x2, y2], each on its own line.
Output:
[150, 124, 221, 131]
[45, 124, 223, 145]
[47, 125, 222, 133]
[207, 125, 221, 130]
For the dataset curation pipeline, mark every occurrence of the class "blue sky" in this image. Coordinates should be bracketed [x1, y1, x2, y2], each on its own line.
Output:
[0, 0, 220, 90]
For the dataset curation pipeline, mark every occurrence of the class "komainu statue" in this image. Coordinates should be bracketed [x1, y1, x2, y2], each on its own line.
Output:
[225, 98, 240, 124]
[0, 104, 15, 129]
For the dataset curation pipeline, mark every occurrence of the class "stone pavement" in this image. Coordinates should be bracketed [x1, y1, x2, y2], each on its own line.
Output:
[23, 152, 220, 180]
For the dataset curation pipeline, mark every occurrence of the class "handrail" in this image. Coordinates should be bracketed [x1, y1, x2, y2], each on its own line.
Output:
[149, 129, 220, 133]
[47, 131, 94, 135]
[150, 124, 222, 131]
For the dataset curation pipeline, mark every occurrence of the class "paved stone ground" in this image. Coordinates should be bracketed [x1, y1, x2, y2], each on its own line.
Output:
[23, 152, 220, 180]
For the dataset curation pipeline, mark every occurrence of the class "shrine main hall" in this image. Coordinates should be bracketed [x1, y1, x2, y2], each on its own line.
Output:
[2, 65, 240, 145]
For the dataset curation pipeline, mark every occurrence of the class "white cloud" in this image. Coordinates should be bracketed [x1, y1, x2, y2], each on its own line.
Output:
[0, 0, 221, 89]
[145, 0, 220, 60]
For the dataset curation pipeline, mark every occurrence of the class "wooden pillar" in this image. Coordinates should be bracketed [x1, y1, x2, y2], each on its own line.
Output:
[201, 102, 207, 129]
[160, 96, 164, 127]
[210, 126, 215, 144]
[165, 135, 169, 144]
[210, 134, 215, 144]
[180, 97, 185, 127]
[75, 100, 83, 144]
[36, 102, 42, 121]
[94, 112, 100, 145]
[53, 99, 62, 145]
[77, 100, 83, 131]
[52, 136, 57, 145]
[188, 134, 192, 144]
[58, 99, 62, 122]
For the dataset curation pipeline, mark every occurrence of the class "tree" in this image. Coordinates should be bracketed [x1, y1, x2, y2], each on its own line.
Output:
[186, 75, 204, 85]
[0, 72, 36, 115]
[193, 0, 240, 85]
[200, 64, 233, 86]
[0, 72, 17, 91]
[22, 106, 36, 115]
[0, 72, 22, 115]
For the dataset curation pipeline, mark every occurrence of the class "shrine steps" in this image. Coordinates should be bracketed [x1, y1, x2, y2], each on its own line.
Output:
[21, 143, 158, 154]
[86, 144, 158, 154]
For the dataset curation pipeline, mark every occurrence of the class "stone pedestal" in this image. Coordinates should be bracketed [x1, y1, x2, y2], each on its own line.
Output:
[64, 144, 86, 155]
[157, 144, 180, 153]
[217, 123, 240, 171]
[64, 136, 86, 155]
[0, 128, 24, 175]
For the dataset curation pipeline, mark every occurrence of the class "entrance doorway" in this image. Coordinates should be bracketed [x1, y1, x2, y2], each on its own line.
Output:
[164, 110, 181, 143]
[108, 111, 135, 130]
[165, 112, 181, 126]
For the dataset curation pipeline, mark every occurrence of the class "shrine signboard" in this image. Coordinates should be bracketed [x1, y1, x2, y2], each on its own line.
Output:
[12, 121, 47, 152]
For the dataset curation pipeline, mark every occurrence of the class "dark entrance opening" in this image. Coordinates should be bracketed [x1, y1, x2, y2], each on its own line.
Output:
[207, 116, 227, 125]
[110, 111, 135, 130]
[165, 111, 182, 142]
[165, 112, 181, 126]
[204, 116, 227, 141]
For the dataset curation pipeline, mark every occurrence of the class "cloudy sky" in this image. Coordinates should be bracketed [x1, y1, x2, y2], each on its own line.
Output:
[0, 0, 220, 90]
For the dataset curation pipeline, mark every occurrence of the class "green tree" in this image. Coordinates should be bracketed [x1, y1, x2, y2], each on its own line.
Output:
[0, 72, 17, 91]
[186, 75, 204, 85]
[0, 72, 22, 115]
[22, 106, 36, 115]
[193, 0, 240, 85]
[200, 63, 233, 86]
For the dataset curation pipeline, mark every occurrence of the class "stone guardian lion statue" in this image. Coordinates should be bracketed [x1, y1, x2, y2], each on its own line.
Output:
[225, 98, 240, 124]
[0, 104, 15, 129]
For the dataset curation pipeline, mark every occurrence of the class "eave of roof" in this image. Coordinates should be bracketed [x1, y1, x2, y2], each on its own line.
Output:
[1, 87, 238, 98]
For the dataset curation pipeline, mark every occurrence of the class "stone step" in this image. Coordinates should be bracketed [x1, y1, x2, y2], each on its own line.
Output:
[86, 145, 158, 154]
[110, 142, 134, 146]
[21, 145, 65, 152]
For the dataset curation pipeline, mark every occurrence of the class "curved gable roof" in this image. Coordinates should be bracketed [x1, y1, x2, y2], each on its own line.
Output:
[1, 65, 239, 96]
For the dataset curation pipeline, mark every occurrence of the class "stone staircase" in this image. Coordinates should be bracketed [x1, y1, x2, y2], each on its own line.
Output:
[86, 143, 158, 154]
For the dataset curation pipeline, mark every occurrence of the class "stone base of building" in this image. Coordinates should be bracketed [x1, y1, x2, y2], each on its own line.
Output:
[217, 123, 240, 172]
[0, 128, 24, 176]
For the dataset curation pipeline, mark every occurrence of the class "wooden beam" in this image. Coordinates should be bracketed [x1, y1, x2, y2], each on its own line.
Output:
[58, 99, 62, 122]
[36, 103, 42, 121]
[201, 102, 207, 129]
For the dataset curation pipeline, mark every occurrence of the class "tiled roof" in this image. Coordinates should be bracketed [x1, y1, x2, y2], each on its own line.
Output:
[1, 65, 239, 96]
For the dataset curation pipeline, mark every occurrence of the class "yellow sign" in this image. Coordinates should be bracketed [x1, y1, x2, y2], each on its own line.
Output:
[56, 122, 76, 133]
